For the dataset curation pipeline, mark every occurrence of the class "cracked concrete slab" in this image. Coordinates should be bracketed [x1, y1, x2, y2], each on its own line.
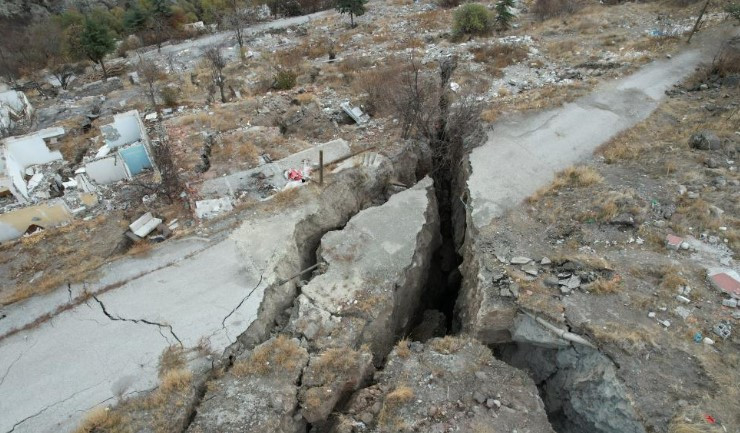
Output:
[0, 237, 212, 339]
[0, 155, 408, 433]
[0, 237, 255, 433]
[466, 27, 738, 230]
[457, 26, 739, 342]
[289, 177, 441, 360]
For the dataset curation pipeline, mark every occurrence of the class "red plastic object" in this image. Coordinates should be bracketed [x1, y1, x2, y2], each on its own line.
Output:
[704, 414, 716, 424]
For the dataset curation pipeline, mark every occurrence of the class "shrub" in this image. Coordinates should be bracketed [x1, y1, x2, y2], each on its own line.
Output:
[273, 69, 297, 90]
[532, 0, 581, 20]
[726, 3, 740, 21]
[438, 0, 461, 8]
[160, 86, 181, 107]
[453, 3, 493, 36]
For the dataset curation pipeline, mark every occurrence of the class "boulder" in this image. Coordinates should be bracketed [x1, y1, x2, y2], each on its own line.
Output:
[688, 131, 720, 151]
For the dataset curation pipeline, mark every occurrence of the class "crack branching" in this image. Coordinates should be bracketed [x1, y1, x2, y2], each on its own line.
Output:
[221, 274, 264, 332]
[92, 295, 182, 347]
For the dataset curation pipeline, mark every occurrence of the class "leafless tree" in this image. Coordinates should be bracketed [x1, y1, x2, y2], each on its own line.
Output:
[224, 0, 257, 51]
[136, 56, 162, 109]
[204, 47, 228, 103]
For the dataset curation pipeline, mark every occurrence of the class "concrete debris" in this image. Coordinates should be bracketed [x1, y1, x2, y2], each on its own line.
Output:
[199, 139, 351, 200]
[708, 271, 740, 297]
[195, 197, 234, 219]
[713, 322, 731, 339]
[340, 101, 370, 124]
[0, 90, 33, 137]
[666, 234, 683, 250]
[85, 110, 155, 185]
[334, 338, 555, 433]
[289, 177, 440, 360]
[129, 212, 163, 237]
[722, 298, 738, 308]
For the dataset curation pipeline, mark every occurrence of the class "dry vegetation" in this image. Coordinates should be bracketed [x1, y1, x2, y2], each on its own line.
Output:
[429, 335, 467, 354]
[231, 335, 304, 376]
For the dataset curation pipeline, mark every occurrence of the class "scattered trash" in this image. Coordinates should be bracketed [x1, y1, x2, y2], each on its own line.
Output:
[676, 295, 690, 304]
[693, 332, 702, 342]
[721, 298, 737, 308]
[129, 212, 163, 238]
[703, 414, 716, 424]
[703, 337, 714, 345]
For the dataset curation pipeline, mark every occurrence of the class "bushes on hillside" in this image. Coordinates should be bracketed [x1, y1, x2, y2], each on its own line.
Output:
[453, 3, 493, 36]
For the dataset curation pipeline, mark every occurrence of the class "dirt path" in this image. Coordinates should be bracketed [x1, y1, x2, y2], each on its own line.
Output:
[466, 25, 739, 232]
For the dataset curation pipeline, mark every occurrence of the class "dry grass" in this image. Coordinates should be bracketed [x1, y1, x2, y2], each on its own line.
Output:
[270, 186, 300, 205]
[127, 241, 153, 256]
[309, 347, 362, 383]
[659, 265, 689, 293]
[588, 275, 622, 294]
[470, 44, 529, 70]
[414, 9, 448, 31]
[395, 338, 411, 358]
[158, 345, 186, 377]
[159, 368, 193, 393]
[231, 335, 304, 377]
[529, 165, 603, 201]
[385, 385, 414, 404]
[73, 407, 126, 433]
[589, 322, 657, 354]
[429, 335, 466, 354]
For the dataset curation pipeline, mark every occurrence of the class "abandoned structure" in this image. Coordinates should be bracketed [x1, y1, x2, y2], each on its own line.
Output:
[0, 90, 33, 137]
[0, 110, 153, 242]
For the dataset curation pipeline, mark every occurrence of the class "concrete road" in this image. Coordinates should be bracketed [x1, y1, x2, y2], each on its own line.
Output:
[0, 236, 262, 433]
[136, 10, 335, 70]
[466, 25, 739, 231]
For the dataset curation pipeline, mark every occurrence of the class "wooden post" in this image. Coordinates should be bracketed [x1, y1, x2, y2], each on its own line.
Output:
[687, 0, 710, 44]
[319, 150, 324, 186]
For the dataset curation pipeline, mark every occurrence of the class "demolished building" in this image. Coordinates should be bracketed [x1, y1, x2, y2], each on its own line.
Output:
[85, 110, 155, 184]
[0, 90, 34, 137]
[0, 110, 154, 242]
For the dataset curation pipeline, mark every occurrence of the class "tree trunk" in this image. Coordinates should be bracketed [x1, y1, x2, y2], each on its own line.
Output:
[99, 59, 108, 80]
[218, 82, 226, 103]
[350, 12, 354, 27]
[148, 82, 157, 108]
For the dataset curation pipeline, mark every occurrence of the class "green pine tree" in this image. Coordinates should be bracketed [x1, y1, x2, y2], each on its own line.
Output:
[335, 0, 368, 28]
[80, 17, 116, 79]
[495, 0, 516, 31]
